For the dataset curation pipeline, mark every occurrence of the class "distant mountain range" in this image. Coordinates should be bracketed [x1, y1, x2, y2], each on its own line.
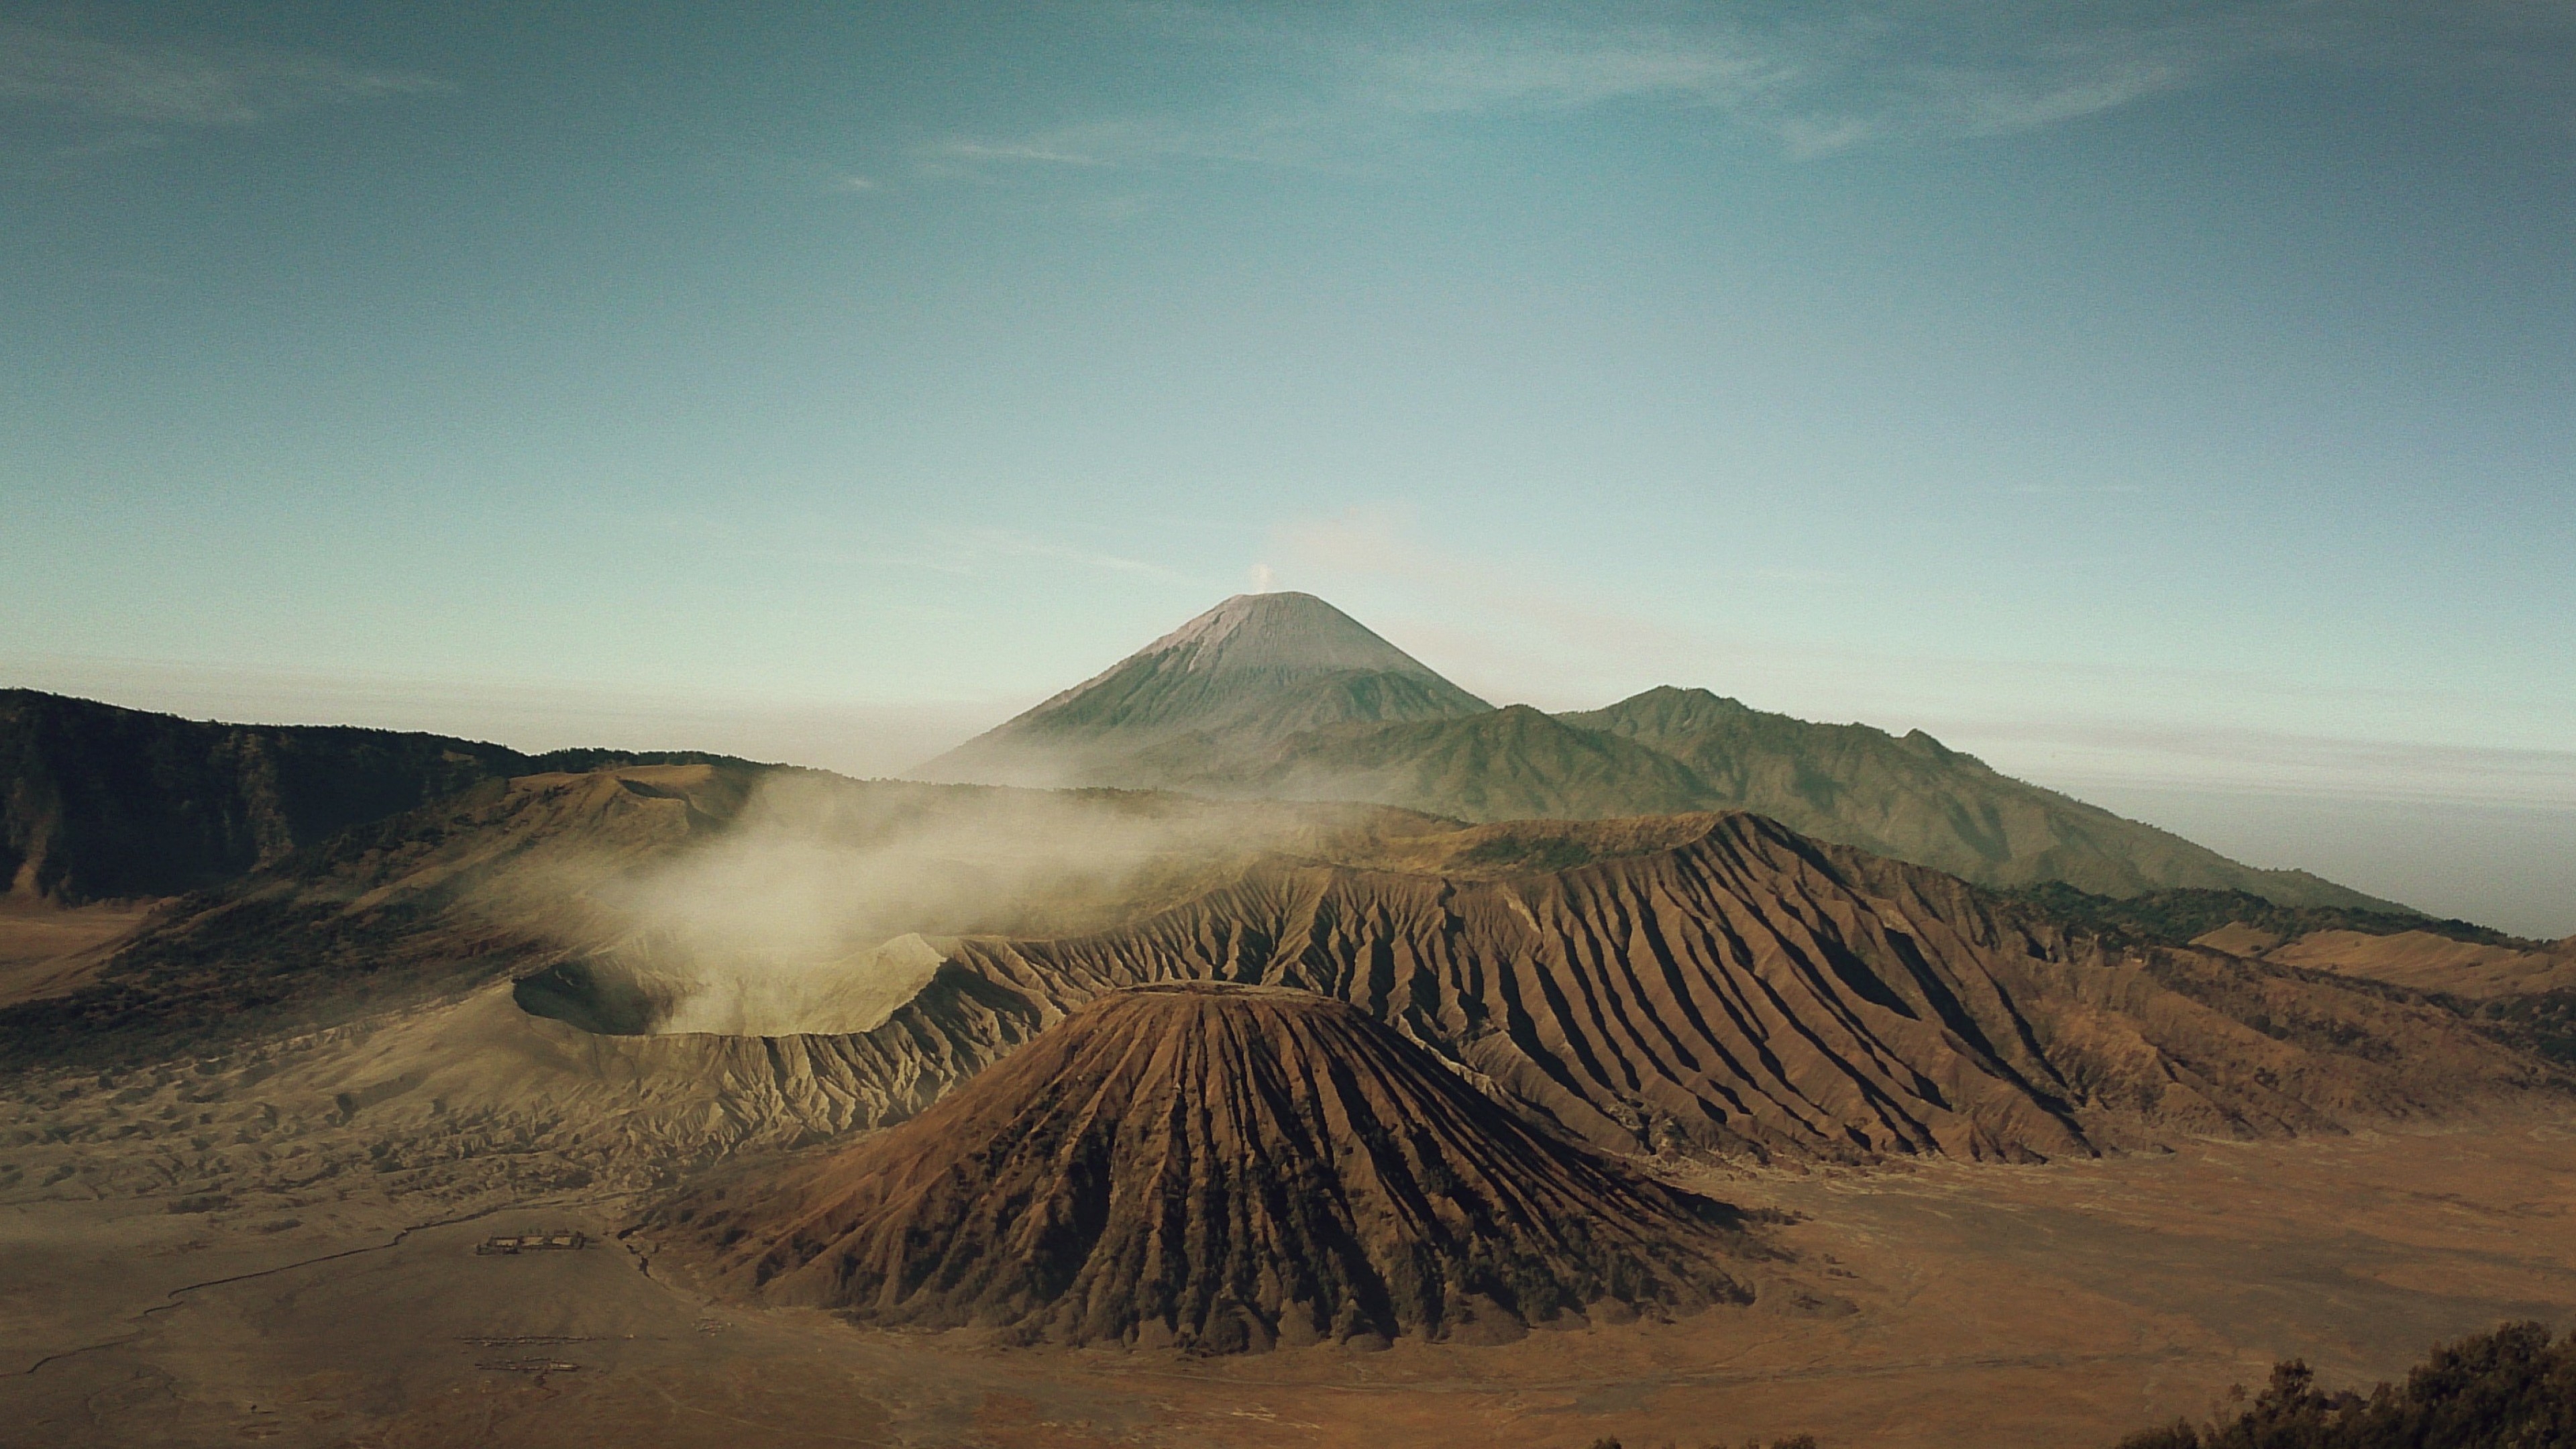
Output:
[3, 593, 2400, 915]
[919, 592, 2400, 911]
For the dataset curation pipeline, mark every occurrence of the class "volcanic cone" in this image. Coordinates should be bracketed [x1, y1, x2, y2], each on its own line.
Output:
[652, 981, 1760, 1351]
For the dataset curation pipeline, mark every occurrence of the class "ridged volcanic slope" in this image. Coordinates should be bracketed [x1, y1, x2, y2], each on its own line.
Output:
[653, 982, 1758, 1351]
[934, 814, 2541, 1161]
[25, 768, 2539, 1180]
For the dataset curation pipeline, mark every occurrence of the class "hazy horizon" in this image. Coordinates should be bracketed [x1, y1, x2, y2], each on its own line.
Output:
[5, 4, 2571, 934]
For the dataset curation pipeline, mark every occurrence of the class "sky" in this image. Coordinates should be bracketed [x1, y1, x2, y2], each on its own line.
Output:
[3, 2, 2572, 934]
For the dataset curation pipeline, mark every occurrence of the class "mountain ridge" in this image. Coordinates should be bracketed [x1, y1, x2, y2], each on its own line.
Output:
[912, 599, 2407, 913]
[0, 688, 764, 907]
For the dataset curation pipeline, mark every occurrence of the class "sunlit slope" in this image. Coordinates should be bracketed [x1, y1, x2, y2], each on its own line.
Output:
[942, 813, 2530, 1161]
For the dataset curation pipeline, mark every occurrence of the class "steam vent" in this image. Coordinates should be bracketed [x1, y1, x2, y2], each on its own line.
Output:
[651, 982, 1762, 1351]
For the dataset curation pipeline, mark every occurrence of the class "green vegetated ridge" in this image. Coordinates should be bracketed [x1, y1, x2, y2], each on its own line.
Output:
[1552, 1323, 2576, 1449]
[2458, 990, 2576, 1072]
[2114, 1320, 2576, 1449]
[920, 594, 2405, 912]
[2000, 884, 2507, 950]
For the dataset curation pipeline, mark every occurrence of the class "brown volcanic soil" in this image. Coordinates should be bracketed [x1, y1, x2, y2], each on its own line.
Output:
[936, 814, 2552, 1163]
[13, 796, 2538, 1216]
[653, 983, 1766, 1352]
[3, 783, 2573, 1444]
[2247, 928, 2576, 1000]
[11, 1124, 2576, 1449]
[0, 900, 154, 1009]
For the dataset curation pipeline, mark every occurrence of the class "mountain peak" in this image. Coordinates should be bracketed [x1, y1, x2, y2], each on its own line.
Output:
[1133, 592, 1446, 680]
[914, 593, 1492, 786]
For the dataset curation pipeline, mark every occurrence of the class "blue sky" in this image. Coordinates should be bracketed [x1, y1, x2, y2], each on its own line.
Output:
[4, 3, 2573, 932]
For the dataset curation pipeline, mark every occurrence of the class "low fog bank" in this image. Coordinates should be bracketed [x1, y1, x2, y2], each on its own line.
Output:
[559, 772, 1353, 1036]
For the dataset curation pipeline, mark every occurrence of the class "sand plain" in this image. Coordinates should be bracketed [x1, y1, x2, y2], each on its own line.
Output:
[6, 1114, 2574, 1449]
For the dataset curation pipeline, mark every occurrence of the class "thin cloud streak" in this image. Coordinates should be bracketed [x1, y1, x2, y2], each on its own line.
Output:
[0, 25, 443, 129]
[1951, 719, 2576, 810]
[924, 1, 2576, 172]
[935, 140, 1120, 168]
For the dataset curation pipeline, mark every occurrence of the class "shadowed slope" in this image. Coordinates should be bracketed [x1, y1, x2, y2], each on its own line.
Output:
[0, 765, 763, 1063]
[653, 982, 1762, 1351]
[0, 688, 759, 906]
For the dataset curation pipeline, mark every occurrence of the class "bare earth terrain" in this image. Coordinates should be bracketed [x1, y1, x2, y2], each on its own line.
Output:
[7, 1115, 2572, 1449]
[0, 902, 154, 1010]
[4, 753, 2569, 1447]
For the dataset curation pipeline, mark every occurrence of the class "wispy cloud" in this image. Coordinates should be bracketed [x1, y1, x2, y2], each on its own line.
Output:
[918, 115, 1303, 177]
[935, 139, 1120, 168]
[0, 25, 441, 132]
[920, 1, 2575, 171]
[1957, 718, 2576, 808]
[2008, 482, 2151, 497]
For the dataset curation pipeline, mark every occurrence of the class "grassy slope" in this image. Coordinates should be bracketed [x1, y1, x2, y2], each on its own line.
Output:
[1130, 686, 2406, 912]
